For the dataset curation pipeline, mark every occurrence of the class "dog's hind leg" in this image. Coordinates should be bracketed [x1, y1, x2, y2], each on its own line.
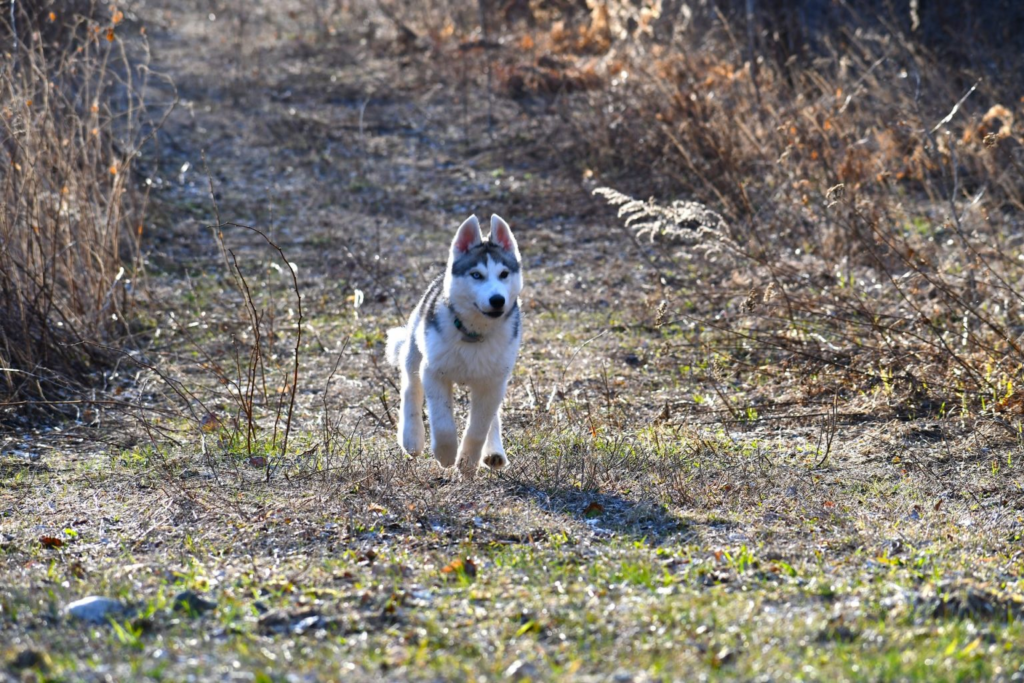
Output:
[424, 371, 458, 468]
[458, 382, 506, 480]
[482, 409, 508, 470]
[396, 338, 425, 455]
[398, 373, 425, 458]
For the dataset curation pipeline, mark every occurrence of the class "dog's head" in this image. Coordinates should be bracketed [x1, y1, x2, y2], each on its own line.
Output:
[445, 214, 523, 320]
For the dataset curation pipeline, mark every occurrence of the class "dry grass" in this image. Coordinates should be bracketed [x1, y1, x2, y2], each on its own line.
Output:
[0, 2, 171, 415]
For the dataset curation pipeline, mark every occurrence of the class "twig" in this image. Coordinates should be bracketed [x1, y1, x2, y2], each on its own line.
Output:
[930, 80, 979, 134]
[214, 222, 303, 479]
[812, 393, 839, 469]
[744, 0, 761, 106]
[227, 248, 266, 456]
[0, 398, 175, 415]
[547, 329, 611, 411]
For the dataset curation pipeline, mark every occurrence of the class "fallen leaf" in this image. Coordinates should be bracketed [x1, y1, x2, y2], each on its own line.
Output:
[39, 536, 64, 549]
[514, 620, 540, 636]
[441, 557, 477, 579]
[200, 413, 221, 432]
[961, 636, 981, 655]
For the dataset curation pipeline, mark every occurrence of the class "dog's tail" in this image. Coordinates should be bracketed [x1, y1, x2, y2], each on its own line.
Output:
[385, 326, 407, 367]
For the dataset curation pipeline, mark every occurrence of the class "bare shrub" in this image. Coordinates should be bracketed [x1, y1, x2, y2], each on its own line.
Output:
[0, 4, 169, 414]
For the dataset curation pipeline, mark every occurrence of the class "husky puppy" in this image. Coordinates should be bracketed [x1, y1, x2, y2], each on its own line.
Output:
[385, 214, 523, 480]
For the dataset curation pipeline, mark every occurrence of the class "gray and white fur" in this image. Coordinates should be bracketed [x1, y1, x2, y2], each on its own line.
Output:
[385, 214, 524, 479]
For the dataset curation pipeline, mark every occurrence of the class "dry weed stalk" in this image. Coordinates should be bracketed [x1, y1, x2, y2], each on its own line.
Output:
[593, 186, 737, 260]
[165, 219, 308, 483]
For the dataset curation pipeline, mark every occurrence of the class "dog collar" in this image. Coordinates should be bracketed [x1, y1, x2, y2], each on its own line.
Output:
[453, 316, 483, 343]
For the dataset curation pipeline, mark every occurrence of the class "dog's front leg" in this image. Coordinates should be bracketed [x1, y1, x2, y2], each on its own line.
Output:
[458, 382, 506, 480]
[423, 372, 458, 468]
[482, 409, 508, 470]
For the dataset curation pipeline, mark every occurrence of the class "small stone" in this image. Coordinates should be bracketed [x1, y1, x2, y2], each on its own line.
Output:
[504, 660, 539, 681]
[9, 649, 49, 671]
[713, 646, 736, 666]
[257, 610, 292, 635]
[64, 596, 127, 624]
[173, 590, 217, 615]
[291, 614, 322, 634]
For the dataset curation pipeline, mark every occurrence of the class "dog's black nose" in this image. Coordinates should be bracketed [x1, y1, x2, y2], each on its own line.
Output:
[489, 294, 505, 310]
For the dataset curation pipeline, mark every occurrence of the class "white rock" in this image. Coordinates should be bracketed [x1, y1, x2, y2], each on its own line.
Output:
[64, 596, 126, 624]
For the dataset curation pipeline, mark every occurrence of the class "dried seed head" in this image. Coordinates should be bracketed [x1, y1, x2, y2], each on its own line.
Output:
[654, 300, 668, 327]
[826, 183, 845, 207]
[742, 288, 759, 312]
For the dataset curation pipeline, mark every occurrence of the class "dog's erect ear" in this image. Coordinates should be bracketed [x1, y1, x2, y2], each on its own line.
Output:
[489, 214, 519, 255]
[451, 215, 483, 256]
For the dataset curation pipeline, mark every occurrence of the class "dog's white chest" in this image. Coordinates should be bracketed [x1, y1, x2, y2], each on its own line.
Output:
[425, 329, 519, 385]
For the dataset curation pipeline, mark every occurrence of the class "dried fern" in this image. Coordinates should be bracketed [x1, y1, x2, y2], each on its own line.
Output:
[593, 186, 737, 259]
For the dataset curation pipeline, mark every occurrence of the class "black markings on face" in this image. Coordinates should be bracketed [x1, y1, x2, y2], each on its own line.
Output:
[450, 242, 520, 276]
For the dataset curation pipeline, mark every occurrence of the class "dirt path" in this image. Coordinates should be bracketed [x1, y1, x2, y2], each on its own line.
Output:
[137, 1, 669, 434]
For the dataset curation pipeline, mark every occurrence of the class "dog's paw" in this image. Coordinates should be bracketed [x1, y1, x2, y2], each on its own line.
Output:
[433, 439, 458, 468]
[400, 437, 424, 457]
[483, 452, 508, 470]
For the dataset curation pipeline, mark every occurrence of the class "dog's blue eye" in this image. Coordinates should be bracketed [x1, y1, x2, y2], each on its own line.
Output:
[499, 271, 509, 280]
[471, 272, 483, 280]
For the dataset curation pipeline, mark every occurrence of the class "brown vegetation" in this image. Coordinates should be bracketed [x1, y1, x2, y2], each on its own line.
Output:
[465, 0, 1024, 422]
[0, 2, 170, 415]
